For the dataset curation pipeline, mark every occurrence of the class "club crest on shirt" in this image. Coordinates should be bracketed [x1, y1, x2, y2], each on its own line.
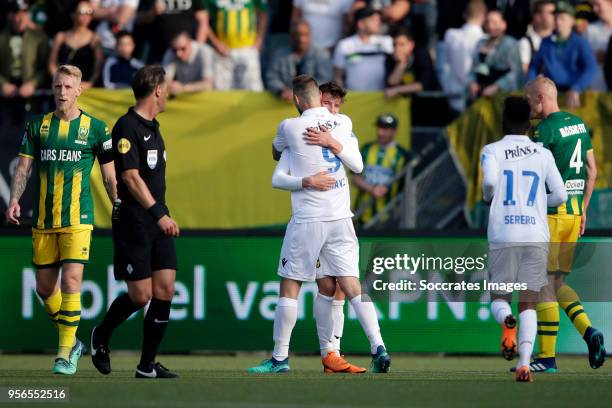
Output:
[147, 150, 158, 169]
[75, 126, 89, 145]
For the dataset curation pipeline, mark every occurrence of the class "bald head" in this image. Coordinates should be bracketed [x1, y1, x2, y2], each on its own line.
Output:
[525, 76, 559, 119]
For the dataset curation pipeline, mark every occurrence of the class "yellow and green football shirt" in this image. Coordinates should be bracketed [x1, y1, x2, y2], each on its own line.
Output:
[355, 141, 410, 225]
[205, 0, 267, 49]
[533, 111, 593, 216]
[19, 110, 113, 230]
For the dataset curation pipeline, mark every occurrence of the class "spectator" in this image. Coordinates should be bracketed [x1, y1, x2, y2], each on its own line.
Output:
[518, 0, 555, 73]
[469, 9, 523, 99]
[204, 0, 267, 91]
[485, 0, 531, 39]
[574, 1, 597, 35]
[586, 0, 612, 91]
[48, 1, 104, 90]
[408, 0, 437, 51]
[266, 20, 333, 102]
[353, 0, 411, 31]
[292, 0, 353, 52]
[334, 7, 393, 90]
[136, 0, 208, 63]
[605, 34, 612, 89]
[44, 0, 79, 38]
[162, 31, 214, 94]
[438, 0, 486, 113]
[385, 27, 444, 125]
[353, 113, 411, 227]
[385, 28, 437, 97]
[102, 31, 143, 89]
[528, 2, 597, 109]
[0, 0, 49, 101]
[91, 0, 139, 55]
[436, 0, 470, 40]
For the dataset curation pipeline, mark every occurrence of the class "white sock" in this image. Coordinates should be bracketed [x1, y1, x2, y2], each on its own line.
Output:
[350, 295, 384, 354]
[518, 309, 537, 368]
[331, 300, 345, 353]
[491, 299, 512, 325]
[314, 293, 335, 357]
[272, 297, 298, 361]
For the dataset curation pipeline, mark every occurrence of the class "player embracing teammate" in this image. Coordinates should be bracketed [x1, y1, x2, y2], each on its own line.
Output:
[248, 75, 391, 374]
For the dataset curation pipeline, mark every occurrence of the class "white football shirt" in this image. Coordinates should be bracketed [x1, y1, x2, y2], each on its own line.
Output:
[273, 107, 357, 223]
[481, 135, 566, 247]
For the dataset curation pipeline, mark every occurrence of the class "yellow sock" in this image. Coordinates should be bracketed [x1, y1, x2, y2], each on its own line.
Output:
[57, 292, 81, 360]
[557, 284, 592, 336]
[43, 289, 62, 330]
[536, 302, 559, 359]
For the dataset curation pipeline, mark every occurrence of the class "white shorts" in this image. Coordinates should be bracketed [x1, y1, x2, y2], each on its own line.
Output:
[278, 218, 359, 282]
[487, 245, 548, 293]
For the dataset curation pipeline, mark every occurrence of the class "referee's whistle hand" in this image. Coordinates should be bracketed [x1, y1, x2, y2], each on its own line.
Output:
[158, 215, 180, 237]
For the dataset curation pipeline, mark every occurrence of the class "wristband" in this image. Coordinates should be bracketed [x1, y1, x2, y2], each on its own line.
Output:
[147, 202, 167, 220]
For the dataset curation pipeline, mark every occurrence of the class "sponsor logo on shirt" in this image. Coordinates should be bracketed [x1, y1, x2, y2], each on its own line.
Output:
[559, 124, 587, 138]
[565, 179, 585, 195]
[504, 145, 536, 160]
[40, 149, 82, 162]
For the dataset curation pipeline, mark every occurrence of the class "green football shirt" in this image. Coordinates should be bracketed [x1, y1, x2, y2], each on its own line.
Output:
[533, 111, 593, 216]
[19, 110, 113, 229]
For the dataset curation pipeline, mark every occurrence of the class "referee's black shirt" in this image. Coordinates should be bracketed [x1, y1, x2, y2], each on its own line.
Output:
[112, 107, 167, 209]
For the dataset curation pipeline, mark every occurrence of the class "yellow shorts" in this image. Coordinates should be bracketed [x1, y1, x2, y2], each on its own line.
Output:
[547, 214, 581, 273]
[32, 225, 93, 267]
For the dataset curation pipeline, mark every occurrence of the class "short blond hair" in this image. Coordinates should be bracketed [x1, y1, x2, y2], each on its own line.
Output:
[525, 75, 557, 97]
[55, 64, 82, 82]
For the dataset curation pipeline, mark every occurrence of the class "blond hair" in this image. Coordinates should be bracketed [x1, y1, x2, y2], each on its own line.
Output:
[525, 75, 557, 97]
[55, 64, 82, 83]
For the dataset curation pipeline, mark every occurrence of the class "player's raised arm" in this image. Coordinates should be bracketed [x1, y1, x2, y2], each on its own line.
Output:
[544, 149, 567, 207]
[480, 145, 498, 204]
[6, 155, 33, 225]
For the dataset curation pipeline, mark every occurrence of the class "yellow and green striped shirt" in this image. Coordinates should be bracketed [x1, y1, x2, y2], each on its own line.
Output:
[19, 110, 113, 229]
[205, 0, 267, 49]
[355, 142, 410, 225]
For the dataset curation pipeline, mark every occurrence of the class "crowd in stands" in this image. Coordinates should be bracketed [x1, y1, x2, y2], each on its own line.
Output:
[1, 0, 611, 120]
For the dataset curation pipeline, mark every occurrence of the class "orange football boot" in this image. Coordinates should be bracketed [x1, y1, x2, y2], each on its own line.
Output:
[501, 315, 518, 361]
[322, 352, 366, 373]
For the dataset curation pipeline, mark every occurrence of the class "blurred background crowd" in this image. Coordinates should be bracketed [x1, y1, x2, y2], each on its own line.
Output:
[2, 0, 611, 123]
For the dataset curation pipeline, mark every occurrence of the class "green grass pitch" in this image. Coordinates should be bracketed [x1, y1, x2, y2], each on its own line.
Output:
[0, 354, 610, 407]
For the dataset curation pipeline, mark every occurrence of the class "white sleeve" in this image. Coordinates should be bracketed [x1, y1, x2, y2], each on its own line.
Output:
[272, 120, 288, 152]
[333, 40, 346, 69]
[481, 145, 498, 203]
[272, 150, 303, 191]
[336, 123, 363, 173]
[545, 150, 567, 207]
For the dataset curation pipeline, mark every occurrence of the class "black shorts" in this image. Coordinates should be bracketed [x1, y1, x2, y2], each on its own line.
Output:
[112, 205, 177, 281]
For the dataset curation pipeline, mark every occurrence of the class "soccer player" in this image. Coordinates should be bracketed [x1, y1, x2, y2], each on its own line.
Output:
[481, 96, 567, 382]
[271, 81, 366, 373]
[5, 64, 117, 375]
[248, 75, 390, 374]
[524, 76, 605, 372]
[90, 65, 180, 379]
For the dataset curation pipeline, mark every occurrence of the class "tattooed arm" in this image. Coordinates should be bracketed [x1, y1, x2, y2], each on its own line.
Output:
[6, 156, 33, 225]
[100, 161, 118, 203]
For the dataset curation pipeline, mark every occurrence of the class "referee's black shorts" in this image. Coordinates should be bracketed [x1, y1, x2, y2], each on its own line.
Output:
[112, 204, 177, 281]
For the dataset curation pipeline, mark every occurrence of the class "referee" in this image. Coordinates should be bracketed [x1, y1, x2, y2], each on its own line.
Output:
[90, 65, 180, 379]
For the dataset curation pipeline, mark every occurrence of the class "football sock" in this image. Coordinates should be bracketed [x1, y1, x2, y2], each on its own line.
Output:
[349, 295, 384, 354]
[97, 293, 142, 343]
[139, 298, 171, 367]
[491, 299, 512, 325]
[331, 300, 345, 353]
[57, 292, 81, 360]
[557, 284, 592, 336]
[314, 293, 335, 357]
[43, 288, 62, 330]
[518, 309, 537, 368]
[536, 302, 559, 358]
[272, 297, 298, 361]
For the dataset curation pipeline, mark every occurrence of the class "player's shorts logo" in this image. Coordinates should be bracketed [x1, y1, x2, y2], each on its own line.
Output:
[282, 258, 288, 268]
[117, 138, 131, 154]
